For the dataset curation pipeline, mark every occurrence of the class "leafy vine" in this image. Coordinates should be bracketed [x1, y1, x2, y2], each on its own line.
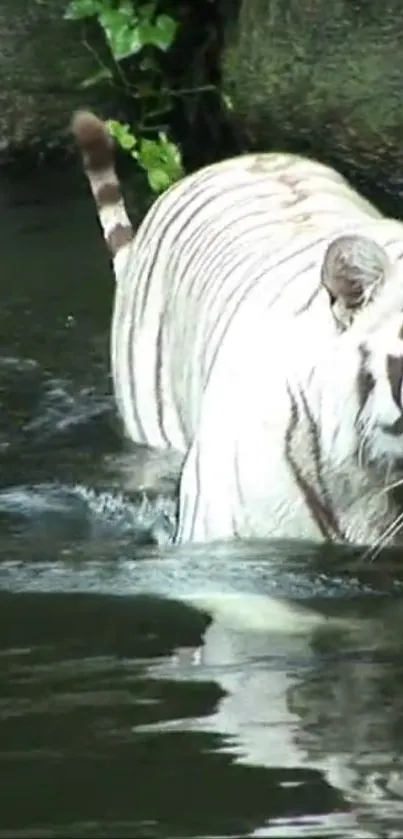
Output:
[65, 0, 187, 192]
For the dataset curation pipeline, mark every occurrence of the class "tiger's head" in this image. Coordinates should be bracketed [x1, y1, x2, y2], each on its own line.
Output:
[320, 232, 403, 471]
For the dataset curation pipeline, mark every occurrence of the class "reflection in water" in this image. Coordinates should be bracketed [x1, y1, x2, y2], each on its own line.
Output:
[0, 165, 403, 838]
[144, 590, 403, 838]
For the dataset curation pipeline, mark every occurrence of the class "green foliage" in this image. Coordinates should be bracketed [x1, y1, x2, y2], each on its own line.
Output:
[223, 0, 403, 186]
[107, 119, 183, 193]
[65, 0, 177, 58]
[65, 0, 184, 193]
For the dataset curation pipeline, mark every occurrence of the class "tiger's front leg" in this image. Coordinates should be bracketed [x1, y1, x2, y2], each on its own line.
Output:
[175, 379, 323, 545]
[175, 434, 238, 544]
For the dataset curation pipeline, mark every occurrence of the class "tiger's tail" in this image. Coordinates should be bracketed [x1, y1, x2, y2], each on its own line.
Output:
[71, 110, 134, 261]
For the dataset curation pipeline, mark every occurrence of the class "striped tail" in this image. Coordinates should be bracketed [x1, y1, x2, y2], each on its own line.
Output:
[71, 110, 134, 260]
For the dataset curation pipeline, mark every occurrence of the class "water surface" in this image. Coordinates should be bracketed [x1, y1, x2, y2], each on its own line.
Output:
[1, 164, 403, 838]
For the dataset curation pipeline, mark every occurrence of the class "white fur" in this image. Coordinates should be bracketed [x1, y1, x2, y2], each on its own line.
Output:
[107, 152, 403, 547]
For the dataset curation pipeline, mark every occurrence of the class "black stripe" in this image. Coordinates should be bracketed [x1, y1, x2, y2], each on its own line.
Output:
[284, 386, 345, 542]
[169, 214, 276, 314]
[176, 482, 190, 544]
[191, 440, 203, 540]
[356, 345, 375, 420]
[136, 171, 305, 318]
[134, 201, 310, 441]
[115, 248, 150, 444]
[116, 158, 343, 449]
[135, 161, 329, 324]
[382, 416, 403, 436]
[135, 174, 239, 320]
[192, 217, 287, 308]
[203, 237, 329, 394]
[134, 180, 224, 324]
[203, 254, 321, 378]
[139, 172, 273, 262]
[176, 440, 202, 543]
[387, 354, 403, 410]
[298, 388, 344, 540]
[294, 266, 320, 313]
[201, 256, 267, 382]
[138, 198, 206, 324]
[155, 318, 170, 446]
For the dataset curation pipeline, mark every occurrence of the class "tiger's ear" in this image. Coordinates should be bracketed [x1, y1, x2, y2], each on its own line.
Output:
[321, 234, 390, 328]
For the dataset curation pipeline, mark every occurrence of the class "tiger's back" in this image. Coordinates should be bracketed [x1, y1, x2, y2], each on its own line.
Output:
[109, 150, 386, 452]
[72, 112, 403, 548]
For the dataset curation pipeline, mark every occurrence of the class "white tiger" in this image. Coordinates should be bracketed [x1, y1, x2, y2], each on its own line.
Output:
[72, 110, 403, 549]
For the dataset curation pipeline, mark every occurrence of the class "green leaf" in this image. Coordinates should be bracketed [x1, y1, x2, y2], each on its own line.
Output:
[148, 167, 171, 193]
[106, 119, 122, 136]
[138, 2, 157, 21]
[120, 133, 138, 151]
[64, 0, 101, 20]
[152, 14, 178, 50]
[99, 9, 143, 59]
[222, 93, 234, 111]
[106, 117, 182, 195]
[118, 0, 138, 19]
[96, 7, 140, 58]
[136, 21, 157, 47]
[106, 120, 138, 152]
[137, 137, 158, 166]
[135, 133, 183, 193]
[156, 133, 183, 176]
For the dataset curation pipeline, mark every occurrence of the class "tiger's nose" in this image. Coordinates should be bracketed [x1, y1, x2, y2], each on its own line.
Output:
[387, 353, 403, 410]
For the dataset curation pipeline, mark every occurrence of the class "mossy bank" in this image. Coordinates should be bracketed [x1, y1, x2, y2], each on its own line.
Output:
[223, 0, 403, 208]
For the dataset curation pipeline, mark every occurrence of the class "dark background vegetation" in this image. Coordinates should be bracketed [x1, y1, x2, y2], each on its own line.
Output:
[4, 0, 403, 214]
[115, 0, 403, 211]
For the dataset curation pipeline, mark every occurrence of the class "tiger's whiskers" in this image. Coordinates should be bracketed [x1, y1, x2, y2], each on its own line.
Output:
[360, 509, 403, 563]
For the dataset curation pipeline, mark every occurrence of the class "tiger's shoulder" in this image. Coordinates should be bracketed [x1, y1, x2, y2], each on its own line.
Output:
[165, 150, 371, 206]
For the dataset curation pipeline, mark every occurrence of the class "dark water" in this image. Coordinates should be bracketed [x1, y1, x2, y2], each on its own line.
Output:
[1, 165, 403, 839]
